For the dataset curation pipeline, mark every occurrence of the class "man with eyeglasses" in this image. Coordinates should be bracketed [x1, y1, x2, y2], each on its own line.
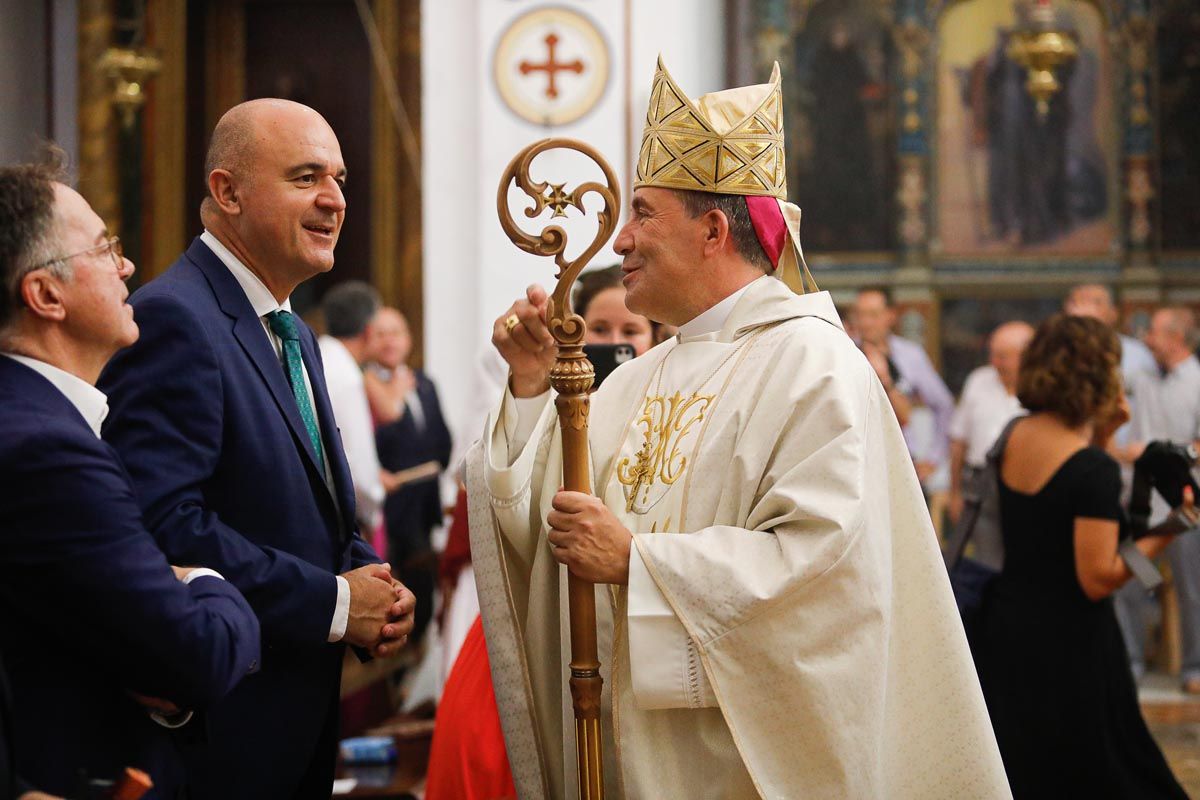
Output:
[0, 153, 262, 798]
[98, 99, 415, 799]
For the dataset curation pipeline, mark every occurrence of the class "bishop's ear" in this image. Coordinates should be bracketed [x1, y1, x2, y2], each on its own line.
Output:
[18, 269, 69, 322]
[700, 207, 732, 257]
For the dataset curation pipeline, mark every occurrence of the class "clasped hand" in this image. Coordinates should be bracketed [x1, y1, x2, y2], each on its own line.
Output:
[546, 490, 633, 585]
[342, 562, 416, 658]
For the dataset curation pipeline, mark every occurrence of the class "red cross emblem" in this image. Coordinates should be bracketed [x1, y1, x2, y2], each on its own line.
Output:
[519, 33, 585, 99]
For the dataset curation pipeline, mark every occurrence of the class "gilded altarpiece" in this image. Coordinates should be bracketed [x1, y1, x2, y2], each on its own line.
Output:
[728, 0, 1199, 391]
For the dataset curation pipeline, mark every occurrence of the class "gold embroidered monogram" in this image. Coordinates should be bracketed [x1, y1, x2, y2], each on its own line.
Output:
[616, 390, 713, 514]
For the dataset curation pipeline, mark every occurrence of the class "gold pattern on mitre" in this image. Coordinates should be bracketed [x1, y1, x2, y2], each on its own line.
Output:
[635, 56, 786, 200]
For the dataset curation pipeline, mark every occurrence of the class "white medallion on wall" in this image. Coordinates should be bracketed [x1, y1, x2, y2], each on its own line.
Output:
[493, 6, 610, 127]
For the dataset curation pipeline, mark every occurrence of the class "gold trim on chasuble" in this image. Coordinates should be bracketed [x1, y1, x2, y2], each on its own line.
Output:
[608, 324, 776, 527]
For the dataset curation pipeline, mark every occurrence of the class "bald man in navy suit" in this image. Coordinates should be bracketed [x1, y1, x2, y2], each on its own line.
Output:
[100, 101, 416, 799]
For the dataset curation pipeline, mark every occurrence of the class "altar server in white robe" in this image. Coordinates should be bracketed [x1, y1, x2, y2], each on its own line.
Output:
[465, 56, 1010, 800]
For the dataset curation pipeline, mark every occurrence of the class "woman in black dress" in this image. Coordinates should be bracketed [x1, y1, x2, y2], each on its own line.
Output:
[975, 313, 1196, 799]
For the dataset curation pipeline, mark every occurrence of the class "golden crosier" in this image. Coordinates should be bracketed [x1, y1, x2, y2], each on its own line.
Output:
[496, 138, 620, 348]
[496, 137, 620, 800]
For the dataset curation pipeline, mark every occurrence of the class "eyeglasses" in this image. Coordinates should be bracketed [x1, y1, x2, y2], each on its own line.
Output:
[30, 236, 125, 273]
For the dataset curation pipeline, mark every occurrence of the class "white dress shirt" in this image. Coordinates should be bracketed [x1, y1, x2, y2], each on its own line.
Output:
[319, 335, 385, 529]
[200, 230, 350, 643]
[1128, 355, 1200, 525]
[948, 365, 1024, 468]
[4, 353, 110, 437]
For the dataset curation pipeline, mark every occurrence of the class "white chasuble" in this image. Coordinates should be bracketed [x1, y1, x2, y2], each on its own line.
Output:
[466, 276, 1010, 800]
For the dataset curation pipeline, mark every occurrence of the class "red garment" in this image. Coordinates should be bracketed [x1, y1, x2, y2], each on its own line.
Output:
[370, 518, 387, 561]
[439, 486, 472, 585]
[425, 617, 515, 800]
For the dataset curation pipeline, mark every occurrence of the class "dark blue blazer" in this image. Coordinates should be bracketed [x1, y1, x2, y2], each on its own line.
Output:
[0, 652, 31, 800]
[0, 356, 260, 799]
[99, 238, 380, 799]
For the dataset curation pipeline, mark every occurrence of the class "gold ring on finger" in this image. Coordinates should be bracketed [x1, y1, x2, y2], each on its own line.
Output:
[505, 314, 520, 333]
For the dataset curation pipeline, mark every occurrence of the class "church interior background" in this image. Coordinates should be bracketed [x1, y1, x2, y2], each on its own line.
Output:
[3, 0, 1199, 793]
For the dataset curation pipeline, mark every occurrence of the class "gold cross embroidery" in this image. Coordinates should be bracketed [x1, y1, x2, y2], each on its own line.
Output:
[620, 438, 654, 513]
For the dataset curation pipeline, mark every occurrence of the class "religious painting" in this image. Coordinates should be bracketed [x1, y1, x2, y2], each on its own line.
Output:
[1158, 0, 1200, 250]
[935, 0, 1117, 257]
[730, 0, 895, 253]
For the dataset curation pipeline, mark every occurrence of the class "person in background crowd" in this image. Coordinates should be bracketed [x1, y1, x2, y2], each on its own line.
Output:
[320, 281, 386, 532]
[974, 313, 1191, 799]
[1064, 284, 1156, 389]
[948, 321, 1034, 523]
[852, 286, 954, 490]
[572, 265, 656, 354]
[366, 306, 452, 645]
[1064, 284, 1156, 468]
[1113, 307, 1200, 689]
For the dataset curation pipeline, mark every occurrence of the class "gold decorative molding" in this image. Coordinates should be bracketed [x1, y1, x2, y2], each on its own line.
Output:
[1006, 22, 1078, 118]
[144, 0, 187, 280]
[204, 0, 245, 133]
[77, 0, 119, 232]
[99, 47, 162, 129]
[897, 154, 928, 248]
[1125, 155, 1153, 248]
[1118, 14, 1153, 127]
[368, 0, 424, 368]
[894, 20, 930, 82]
[370, 0, 400, 313]
[894, 22, 930, 135]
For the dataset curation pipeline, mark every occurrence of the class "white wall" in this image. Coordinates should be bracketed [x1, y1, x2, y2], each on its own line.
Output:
[0, 0, 77, 172]
[0, 0, 48, 165]
[422, 0, 724, 452]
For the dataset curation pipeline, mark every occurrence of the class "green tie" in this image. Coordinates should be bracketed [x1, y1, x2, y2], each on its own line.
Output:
[266, 310, 324, 466]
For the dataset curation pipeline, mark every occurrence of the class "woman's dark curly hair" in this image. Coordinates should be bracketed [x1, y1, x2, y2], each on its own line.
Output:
[1017, 313, 1122, 428]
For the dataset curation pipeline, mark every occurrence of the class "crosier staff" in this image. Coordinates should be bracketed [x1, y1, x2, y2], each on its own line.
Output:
[496, 138, 620, 800]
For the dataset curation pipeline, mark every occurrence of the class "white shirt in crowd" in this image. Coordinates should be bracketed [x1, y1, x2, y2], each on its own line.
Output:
[319, 334, 385, 530]
[949, 365, 1024, 469]
[1128, 354, 1200, 525]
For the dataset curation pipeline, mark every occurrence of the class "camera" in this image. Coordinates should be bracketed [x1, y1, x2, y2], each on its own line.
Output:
[1129, 441, 1200, 538]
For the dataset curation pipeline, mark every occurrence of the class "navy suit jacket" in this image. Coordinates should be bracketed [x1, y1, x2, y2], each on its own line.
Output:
[99, 238, 380, 798]
[0, 356, 260, 799]
[0, 652, 30, 800]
